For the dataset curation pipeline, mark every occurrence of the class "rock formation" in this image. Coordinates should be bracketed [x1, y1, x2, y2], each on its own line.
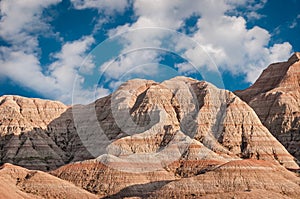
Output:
[0, 95, 93, 170]
[0, 75, 299, 198]
[51, 159, 176, 198]
[98, 77, 298, 170]
[148, 159, 300, 199]
[0, 163, 97, 199]
[236, 52, 300, 162]
[50, 77, 299, 198]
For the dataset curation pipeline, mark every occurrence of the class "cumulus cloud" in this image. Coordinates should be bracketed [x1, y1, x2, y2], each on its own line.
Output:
[0, 36, 98, 104]
[0, 0, 109, 104]
[70, 0, 129, 13]
[191, 13, 292, 82]
[0, 0, 61, 51]
[100, 50, 160, 81]
[0, 0, 295, 104]
[0, 47, 58, 94]
[0, 0, 111, 104]
[102, 0, 292, 83]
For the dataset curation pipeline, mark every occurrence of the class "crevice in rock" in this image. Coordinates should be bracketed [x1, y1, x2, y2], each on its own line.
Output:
[159, 125, 175, 149]
[15, 133, 27, 156]
[171, 94, 181, 123]
[14, 98, 24, 118]
[0, 98, 6, 106]
[240, 123, 249, 158]
[130, 89, 149, 115]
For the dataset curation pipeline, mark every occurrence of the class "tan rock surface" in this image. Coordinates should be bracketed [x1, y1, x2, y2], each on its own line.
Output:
[0, 96, 93, 170]
[51, 159, 176, 198]
[102, 77, 298, 170]
[0, 163, 97, 199]
[0, 95, 67, 136]
[1, 75, 299, 198]
[52, 159, 300, 199]
[149, 159, 300, 199]
[51, 77, 299, 198]
[1, 76, 297, 170]
[235, 52, 300, 162]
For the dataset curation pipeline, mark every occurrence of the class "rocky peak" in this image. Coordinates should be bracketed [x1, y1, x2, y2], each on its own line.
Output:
[0, 95, 68, 136]
[94, 76, 298, 171]
[288, 52, 300, 63]
[0, 76, 299, 172]
[1, 76, 300, 198]
[236, 53, 300, 102]
[0, 95, 92, 170]
[235, 53, 300, 162]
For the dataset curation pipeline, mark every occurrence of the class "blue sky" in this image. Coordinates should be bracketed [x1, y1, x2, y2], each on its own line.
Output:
[0, 0, 299, 104]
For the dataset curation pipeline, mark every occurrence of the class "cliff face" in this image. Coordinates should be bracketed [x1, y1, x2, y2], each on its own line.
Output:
[50, 77, 299, 198]
[0, 74, 299, 198]
[0, 163, 97, 199]
[149, 159, 300, 199]
[99, 77, 297, 170]
[2, 76, 297, 171]
[0, 95, 67, 136]
[235, 52, 300, 162]
[0, 96, 93, 170]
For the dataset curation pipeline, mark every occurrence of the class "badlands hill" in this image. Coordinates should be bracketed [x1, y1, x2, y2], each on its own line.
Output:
[0, 163, 97, 199]
[0, 95, 93, 170]
[0, 54, 299, 198]
[236, 52, 300, 162]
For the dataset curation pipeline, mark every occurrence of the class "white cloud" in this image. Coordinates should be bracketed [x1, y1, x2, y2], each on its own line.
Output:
[103, 0, 292, 84]
[189, 13, 292, 82]
[48, 36, 96, 103]
[100, 50, 159, 80]
[49, 36, 95, 91]
[0, 47, 58, 94]
[288, 14, 300, 29]
[0, 1, 107, 104]
[0, 0, 294, 104]
[0, 36, 99, 104]
[0, 0, 61, 51]
[70, 0, 129, 14]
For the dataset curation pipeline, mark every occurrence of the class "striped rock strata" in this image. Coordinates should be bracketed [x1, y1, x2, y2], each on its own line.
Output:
[236, 52, 300, 162]
[0, 163, 97, 199]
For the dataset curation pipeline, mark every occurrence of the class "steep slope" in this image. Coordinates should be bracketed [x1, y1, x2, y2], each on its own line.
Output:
[103, 77, 298, 169]
[235, 52, 300, 162]
[51, 159, 176, 198]
[0, 96, 92, 170]
[1, 76, 297, 171]
[51, 77, 299, 198]
[0, 163, 97, 199]
[149, 159, 300, 199]
[0, 95, 67, 136]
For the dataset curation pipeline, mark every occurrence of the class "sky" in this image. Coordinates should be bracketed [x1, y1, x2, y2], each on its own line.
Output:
[0, 0, 299, 104]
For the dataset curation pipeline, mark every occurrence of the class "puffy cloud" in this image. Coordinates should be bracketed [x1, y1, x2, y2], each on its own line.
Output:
[0, 36, 99, 104]
[103, 0, 292, 84]
[0, 0, 294, 104]
[0, 47, 58, 94]
[0, 1, 106, 104]
[49, 36, 95, 91]
[0, 0, 61, 51]
[100, 50, 160, 81]
[70, 0, 129, 14]
[191, 14, 292, 82]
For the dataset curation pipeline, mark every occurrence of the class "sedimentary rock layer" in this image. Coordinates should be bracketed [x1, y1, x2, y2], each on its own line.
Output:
[236, 52, 300, 162]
